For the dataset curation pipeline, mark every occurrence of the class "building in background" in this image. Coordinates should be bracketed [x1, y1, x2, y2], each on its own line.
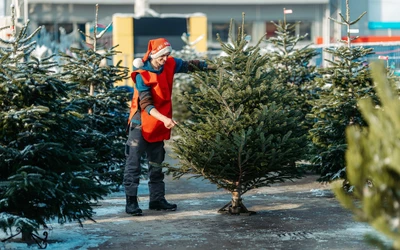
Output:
[111, 12, 207, 76]
[345, 0, 400, 43]
[2, 0, 400, 47]
[7, 0, 342, 48]
[1, 0, 400, 69]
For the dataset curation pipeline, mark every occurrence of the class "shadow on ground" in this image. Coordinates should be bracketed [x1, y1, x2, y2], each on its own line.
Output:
[84, 151, 381, 250]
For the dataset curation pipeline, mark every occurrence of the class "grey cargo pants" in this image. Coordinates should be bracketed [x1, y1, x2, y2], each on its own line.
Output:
[124, 124, 166, 202]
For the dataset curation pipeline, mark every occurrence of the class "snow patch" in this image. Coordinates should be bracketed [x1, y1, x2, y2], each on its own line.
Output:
[0, 225, 110, 249]
[310, 188, 331, 197]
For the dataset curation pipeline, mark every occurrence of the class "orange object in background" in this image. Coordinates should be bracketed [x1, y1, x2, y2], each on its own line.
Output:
[349, 36, 400, 43]
[316, 36, 400, 44]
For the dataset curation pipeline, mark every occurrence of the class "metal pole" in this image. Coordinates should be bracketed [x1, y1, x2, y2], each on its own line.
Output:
[322, 2, 331, 67]
[14, 0, 20, 18]
[23, 0, 27, 22]
[0, 0, 5, 17]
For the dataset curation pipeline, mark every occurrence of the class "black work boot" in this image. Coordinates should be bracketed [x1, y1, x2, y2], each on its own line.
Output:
[149, 198, 177, 211]
[125, 196, 143, 215]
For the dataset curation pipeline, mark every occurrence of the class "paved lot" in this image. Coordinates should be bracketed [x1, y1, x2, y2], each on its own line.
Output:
[1, 146, 386, 250]
[82, 150, 383, 250]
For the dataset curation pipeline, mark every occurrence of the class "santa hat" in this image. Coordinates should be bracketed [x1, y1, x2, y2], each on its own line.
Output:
[133, 38, 172, 68]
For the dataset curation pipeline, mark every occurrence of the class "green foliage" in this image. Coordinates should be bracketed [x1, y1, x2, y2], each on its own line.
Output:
[58, 5, 131, 190]
[0, 14, 108, 237]
[59, 43, 130, 191]
[169, 16, 307, 208]
[265, 19, 320, 161]
[332, 61, 400, 249]
[266, 20, 319, 86]
[307, 0, 377, 182]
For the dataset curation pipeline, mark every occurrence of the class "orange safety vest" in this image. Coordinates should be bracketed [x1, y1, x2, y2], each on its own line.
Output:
[128, 57, 176, 142]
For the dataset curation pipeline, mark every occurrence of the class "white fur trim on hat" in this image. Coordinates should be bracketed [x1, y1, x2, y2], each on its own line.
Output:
[150, 46, 172, 59]
[133, 58, 144, 68]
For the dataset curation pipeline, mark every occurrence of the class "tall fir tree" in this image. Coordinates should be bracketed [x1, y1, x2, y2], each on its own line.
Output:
[59, 4, 130, 191]
[333, 61, 400, 249]
[265, 14, 320, 160]
[169, 14, 308, 214]
[0, 6, 108, 243]
[307, 0, 377, 183]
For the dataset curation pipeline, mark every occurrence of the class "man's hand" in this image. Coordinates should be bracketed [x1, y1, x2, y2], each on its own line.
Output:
[207, 64, 217, 70]
[163, 118, 177, 129]
[149, 108, 177, 129]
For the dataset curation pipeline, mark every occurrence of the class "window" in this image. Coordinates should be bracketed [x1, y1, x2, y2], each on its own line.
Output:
[266, 21, 311, 41]
[211, 22, 253, 43]
[38, 22, 73, 42]
[211, 23, 230, 43]
[266, 22, 278, 39]
[299, 22, 311, 40]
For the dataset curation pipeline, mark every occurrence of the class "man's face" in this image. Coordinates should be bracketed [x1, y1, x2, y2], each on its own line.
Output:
[153, 53, 170, 68]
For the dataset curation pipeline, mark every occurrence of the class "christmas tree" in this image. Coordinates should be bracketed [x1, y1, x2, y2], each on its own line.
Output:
[0, 5, 108, 244]
[266, 13, 319, 88]
[169, 14, 308, 214]
[307, 0, 376, 183]
[333, 61, 400, 249]
[265, 12, 320, 161]
[59, 4, 130, 191]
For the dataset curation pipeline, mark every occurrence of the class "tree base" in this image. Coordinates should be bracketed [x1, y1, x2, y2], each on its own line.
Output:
[218, 200, 256, 216]
[1, 227, 49, 249]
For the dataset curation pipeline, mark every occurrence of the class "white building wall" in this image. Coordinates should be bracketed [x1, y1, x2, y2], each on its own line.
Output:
[368, 0, 399, 22]
[25, 3, 328, 42]
[1, 0, 346, 48]
[344, 0, 400, 37]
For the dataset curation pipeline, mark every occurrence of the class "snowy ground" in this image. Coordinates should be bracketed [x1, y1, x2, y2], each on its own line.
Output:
[0, 175, 391, 250]
[0, 148, 393, 249]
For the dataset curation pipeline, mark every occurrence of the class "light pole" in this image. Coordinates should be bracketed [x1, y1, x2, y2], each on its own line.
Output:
[0, 0, 5, 17]
[13, 0, 20, 18]
[23, 0, 27, 23]
[11, 0, 27, 22]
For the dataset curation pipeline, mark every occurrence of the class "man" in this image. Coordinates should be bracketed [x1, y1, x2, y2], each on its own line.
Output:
[124, 38, 211, 215]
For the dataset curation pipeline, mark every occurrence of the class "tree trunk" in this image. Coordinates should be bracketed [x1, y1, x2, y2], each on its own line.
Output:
[21, 230, 31, 242]
[229, 189, 243, 214]
[218, 188, 256, 215]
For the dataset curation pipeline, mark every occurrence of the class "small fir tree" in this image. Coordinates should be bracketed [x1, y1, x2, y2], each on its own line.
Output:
[59, 4, 130, 190]
[332, 61, 400, 249]
[266, 14, 319, 88]
[307, 0, 376, 182]
[0, 6, 108, 242]
[169, 14, 308, 214]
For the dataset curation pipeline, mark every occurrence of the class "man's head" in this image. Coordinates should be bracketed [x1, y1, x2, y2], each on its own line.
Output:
[148, 38, 172, 59]
[133, 38, 172, 68]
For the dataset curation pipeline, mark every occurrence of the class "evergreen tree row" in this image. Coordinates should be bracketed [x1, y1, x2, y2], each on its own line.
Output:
[0, 5, 129, 242]
[1, 0, 399, 247]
